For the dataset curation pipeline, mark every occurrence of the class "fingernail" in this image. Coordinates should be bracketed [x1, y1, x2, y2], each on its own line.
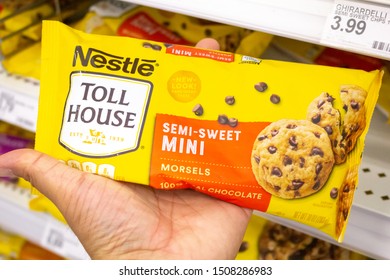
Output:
[0, 168, 16, 178]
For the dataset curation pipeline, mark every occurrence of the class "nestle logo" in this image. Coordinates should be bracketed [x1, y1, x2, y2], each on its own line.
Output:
[73, 46, 156, 76]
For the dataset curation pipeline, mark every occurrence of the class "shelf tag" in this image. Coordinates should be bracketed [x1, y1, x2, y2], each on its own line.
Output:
[0, 85, 38, 132]
[41, 220, 90, 260]
[321, 0, 390, 59]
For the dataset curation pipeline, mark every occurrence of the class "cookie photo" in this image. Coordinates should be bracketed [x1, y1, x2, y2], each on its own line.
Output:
[258, 221, 351, 260]
[251, 119, 335, 199]
[306, 92, 345, 163]
[339, 85, 367, 160]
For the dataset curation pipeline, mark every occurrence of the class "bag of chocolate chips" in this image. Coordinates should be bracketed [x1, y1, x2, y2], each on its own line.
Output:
[35, 20, 383, 242]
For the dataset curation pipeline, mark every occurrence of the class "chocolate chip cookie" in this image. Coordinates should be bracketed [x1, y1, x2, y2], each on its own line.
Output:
[258, 221, 351, 260]
[307, 86, 368, 164]
[339, 85, 367, 160]
[336, 166, 358, 238]
[306, 92, 345, 164]
[251, 119, 335, 199]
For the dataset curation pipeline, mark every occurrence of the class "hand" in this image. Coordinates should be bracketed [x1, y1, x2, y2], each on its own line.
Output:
[0, 39, 252, 260]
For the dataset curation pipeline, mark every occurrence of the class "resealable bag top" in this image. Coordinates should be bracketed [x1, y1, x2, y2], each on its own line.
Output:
[35, 20, 383, 242]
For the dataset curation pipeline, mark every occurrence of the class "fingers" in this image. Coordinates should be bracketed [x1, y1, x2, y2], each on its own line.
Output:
[195, 38, 220, 50]
[0, 148, 89, 206]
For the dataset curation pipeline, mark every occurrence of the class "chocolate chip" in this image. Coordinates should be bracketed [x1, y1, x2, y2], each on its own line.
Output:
[343, 209, 349, 220]
[289, 136, 298, 147]
[151, 44, 162, 51]
[317, 100, 325, 108]
[258, 135, 267, 141]
[254, 82, 268, 92]
[315, 163, 323, 175]
[343, 104, 348, 112]
[292, 180, 304, 189]
[228, 118, 238, 128]
[326, 94, 335, 103]
[324, 125, 333, 135]
[271, 167, 282, 177]
[225, 96, 235, 105]
[283, 156, 292, 166]
[310, 147, 324, 157]
[343, 184, 351, 193]
[311, 114, 321, 124]
[286, 124, 297, 129]
[289, 250, 306, 260]
[271, 129, 279, 137]
[143, 42, 153, 48]
[268, 146, 277, 154]
[330, 188, 338, 199]
[350, 101, 360, 110]
[312, 181, 321, 190]
[204, 29, 212, 36]
[253, 154, 260, 164]
[181, 22, 187, 29]
[217, 114, 229, 125]
[299, 157, 305, 168]
[192, 104, 204, 116]
[314, 132, 321, 138]
[270, 94, 281, 104]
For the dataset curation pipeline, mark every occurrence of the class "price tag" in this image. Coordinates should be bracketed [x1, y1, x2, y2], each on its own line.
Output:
[41, 220, 90, 260]
[321, 0, 390, 59]
[0, 85, 38, 132]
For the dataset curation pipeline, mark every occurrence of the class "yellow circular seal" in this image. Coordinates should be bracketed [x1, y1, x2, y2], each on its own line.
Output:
[167, 70, 201, 102]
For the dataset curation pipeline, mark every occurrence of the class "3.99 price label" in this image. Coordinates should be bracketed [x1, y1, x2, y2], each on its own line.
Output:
[321, 0, 390, 59]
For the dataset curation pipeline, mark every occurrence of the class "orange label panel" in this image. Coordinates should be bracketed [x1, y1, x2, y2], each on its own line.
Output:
[150, 114, 272, 211]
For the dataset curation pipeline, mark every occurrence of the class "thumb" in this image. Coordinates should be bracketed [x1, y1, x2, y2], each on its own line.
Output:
[0, 148, 97, 210]
[195, 38, 220, 50]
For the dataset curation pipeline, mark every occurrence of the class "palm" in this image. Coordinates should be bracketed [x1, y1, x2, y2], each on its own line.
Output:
[0, 149, 251, 259]
[60, 173, 251, 259]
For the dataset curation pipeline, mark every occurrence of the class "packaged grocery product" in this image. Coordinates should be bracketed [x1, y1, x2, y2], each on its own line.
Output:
[0, 121, 34, 183]
[0, 2, 54, 58]
[88, 1, 273, 56]
[235, 215, 369, 260]
[257, 220, 369, 260]
[35, 20, 383, 242]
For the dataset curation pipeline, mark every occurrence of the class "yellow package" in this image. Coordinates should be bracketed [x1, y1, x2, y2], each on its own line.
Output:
[36, 21, 383, 242]
[2, 42, 42, 80]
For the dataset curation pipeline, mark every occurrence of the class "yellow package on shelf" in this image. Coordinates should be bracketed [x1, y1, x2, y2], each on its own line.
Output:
[89, 2, 273, 57]
[235, 215, 370, 260]
[34, 20, 382, 242]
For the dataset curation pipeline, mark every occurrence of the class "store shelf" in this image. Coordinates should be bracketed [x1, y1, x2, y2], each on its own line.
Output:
[125, 0, 390, 60]
[0, 180, 90, 260]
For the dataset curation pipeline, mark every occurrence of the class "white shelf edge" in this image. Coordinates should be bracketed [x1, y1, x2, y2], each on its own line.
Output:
[0, 66, 39, 132]
[124, 0, 390, 61]
[0, 181, 89, 260]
